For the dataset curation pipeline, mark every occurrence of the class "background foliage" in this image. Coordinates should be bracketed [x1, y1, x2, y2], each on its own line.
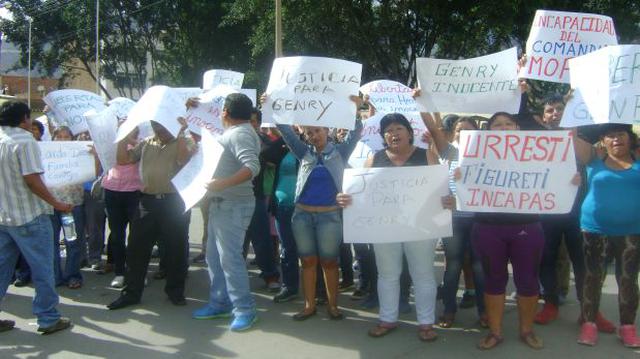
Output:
[2, 0, 638, 108]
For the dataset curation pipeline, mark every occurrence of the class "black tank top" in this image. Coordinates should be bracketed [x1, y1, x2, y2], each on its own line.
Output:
[372, 147, 428, 167]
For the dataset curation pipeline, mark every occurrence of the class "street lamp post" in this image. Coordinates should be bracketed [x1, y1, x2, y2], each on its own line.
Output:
[95, 0, 99, 95]
[275, 0, 282, 58]
[26, 15, 31, 107]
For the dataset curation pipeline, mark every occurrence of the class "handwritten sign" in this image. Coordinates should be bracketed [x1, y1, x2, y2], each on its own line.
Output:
[348, 112, 429, 168]
[416, 47, 521, 114]
[456, 130, 577, 214]
[262, 56, 362, 129]
[560, 45, 640, 127]
[171, 130, 224, 211]
[85, 98, 136, 171]
[39, 141, 96, 187]
[115, 86, 185, 142]
[107, 97, 136, 119]
[174, 87, 204, 105]
[521, 10, 617, 83]
[343, 165, 452, 243]
[185, 85, 238, 136]
[43, 89, 105, 134]
[359, 80, 418, 114]
[202, 69, 244, 90]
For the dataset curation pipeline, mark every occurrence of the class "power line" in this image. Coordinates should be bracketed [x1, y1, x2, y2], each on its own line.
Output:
[13, 0, 170, 46]
[12, 0, 82, 18]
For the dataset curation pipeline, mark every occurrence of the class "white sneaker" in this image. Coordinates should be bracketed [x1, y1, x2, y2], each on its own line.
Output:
[110, 276, 125, 288]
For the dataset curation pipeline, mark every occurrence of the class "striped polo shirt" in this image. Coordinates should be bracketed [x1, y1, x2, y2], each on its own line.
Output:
[0, 126, 52, 226]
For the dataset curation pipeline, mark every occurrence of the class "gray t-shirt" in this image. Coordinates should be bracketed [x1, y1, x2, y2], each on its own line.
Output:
[211, 122, 260, 200]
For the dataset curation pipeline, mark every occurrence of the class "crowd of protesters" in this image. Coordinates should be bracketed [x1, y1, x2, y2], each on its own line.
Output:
[0, 72, 638, 352]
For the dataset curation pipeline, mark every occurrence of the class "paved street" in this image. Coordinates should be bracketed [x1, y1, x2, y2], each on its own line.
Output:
[1, 208, 638, 358]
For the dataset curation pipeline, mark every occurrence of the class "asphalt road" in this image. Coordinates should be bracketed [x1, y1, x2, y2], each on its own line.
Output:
[1, 208, 637, 358]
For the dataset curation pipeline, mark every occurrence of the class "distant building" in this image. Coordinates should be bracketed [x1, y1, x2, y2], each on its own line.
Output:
[0, 38, 59, 111]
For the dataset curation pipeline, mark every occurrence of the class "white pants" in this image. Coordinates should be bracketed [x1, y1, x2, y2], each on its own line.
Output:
[374, 240, 437, 325]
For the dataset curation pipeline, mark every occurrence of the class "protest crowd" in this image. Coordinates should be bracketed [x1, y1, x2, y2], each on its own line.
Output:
[1, 7, 640, 355]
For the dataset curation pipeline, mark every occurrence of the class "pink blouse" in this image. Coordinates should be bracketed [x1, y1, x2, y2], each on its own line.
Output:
[101, 163, 142, 192]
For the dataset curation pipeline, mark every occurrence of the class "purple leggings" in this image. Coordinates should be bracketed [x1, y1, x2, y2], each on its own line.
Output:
[471, 222, 544, 296]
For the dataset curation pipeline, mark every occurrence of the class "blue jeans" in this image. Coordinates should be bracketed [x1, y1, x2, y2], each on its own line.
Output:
[206, 199, 256, 316]
[246, 196, 279, 279]
[291, 208, 342, 259]
[0, 214, 61, 327]
[275, 205, 299, 292]
[374, 240, 437, 325]
[442, 216, 485, 315]
[52, 206, 85, 284]
[14, 254, 31, 281]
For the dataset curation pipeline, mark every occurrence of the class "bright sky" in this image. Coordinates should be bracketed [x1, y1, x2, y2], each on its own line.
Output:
[0, 7, 11, 21]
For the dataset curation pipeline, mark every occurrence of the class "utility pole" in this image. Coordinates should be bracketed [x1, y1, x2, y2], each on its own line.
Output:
[275, 0, 282, 58]
[26, 15, 32, 107]
[95, 0, 100, 95]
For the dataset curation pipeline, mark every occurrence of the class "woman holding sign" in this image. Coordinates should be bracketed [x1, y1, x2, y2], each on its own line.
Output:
[49, 126, 87, 289]
[573, 124, 640, 348]
[272, 95, 362, 321]
[464, 113, 548, 350]
[433, 116, 488, 329]
[337, 113, 452, 342]
[412, 90, 488, 328]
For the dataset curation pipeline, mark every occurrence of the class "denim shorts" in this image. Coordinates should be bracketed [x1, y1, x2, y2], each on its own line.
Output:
[291, 207, 342, 259]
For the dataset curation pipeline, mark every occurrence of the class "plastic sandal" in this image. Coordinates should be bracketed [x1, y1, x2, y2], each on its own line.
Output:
[368, 324, 397, 338]
[418, 326, 438, 342]
[520, 331, 544, 350]
[327, 307, 344, 320]
[438, 313, 455, 328]
[67, 279, 82, 289]
[477, 332, 504, 350]
[292, 308, 317, 321]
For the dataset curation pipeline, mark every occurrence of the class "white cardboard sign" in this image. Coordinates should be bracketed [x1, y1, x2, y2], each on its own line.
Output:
[171, 130, 224, 211]
[184, 85, 238, 137]
[202, 69, 244, 90]
[416, 47, 521, 114]
[263, 56, 362, 129]
[343, 165, 452, 243]
[40, 141, 96, 187]
[115, 86, 185, 142]
[521, 10, 617, 83]
[43, 89, 105, 134]
[359, 80, 418, 114]
[85, 98, 136, 171]
[456, 130, 578, 214]
[560, 45, 640, 127]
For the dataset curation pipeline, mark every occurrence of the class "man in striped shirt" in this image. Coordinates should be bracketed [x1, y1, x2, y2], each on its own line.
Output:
[0, 101, 73, 335]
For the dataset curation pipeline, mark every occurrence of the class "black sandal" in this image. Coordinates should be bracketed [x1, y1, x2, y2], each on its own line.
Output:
[292, 308, 317, 321]
[327, 307, 344, 320]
